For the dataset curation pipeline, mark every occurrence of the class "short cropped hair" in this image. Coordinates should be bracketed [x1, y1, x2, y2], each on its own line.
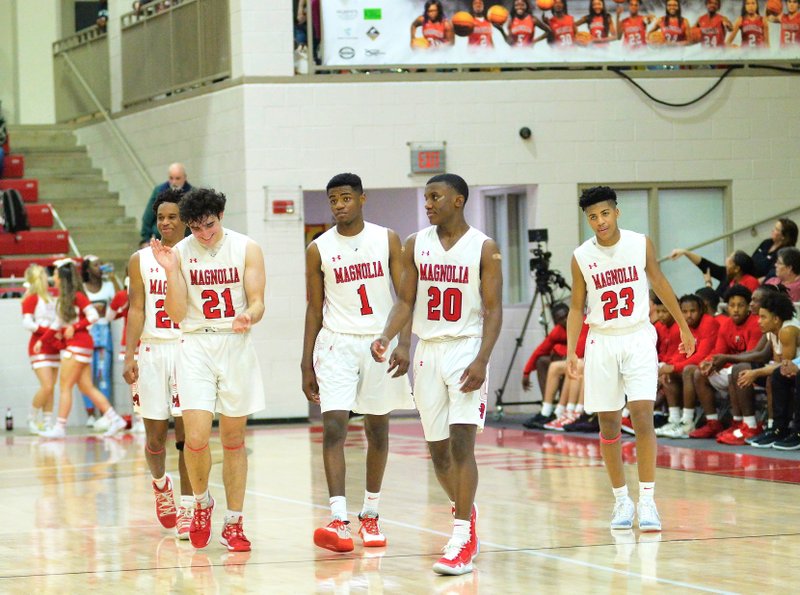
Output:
[427, 173, 469, 204]
[778, 247, 800, 275]
[179, 188, 226, 224]
[695, 286, 721, 312]
[760, 291, 796, 322]
[579, 186, 617, 211]
[153, 187, 185, 214]
[551, 302, 569, 319]
[678, 293, 704, 311]
[326, 172, 363, 195]
[723, 283, 752, 304]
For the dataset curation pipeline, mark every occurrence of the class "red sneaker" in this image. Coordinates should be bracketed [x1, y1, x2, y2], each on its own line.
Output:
[189, 496, 215, 549]
[621, 416, 636, 435]
[717, 424, 762, 446]
[153, 475, 177, 529]
[314, 519, 354, 552]
[450, 503, 479, 558]
[689, 419, 724, 439]
[432, 538, 474, 575]
[220, 519, 251, 552]
[358, 514, 387, 547]
[715, 421, 744, 442]
[176, 506, 192, 540]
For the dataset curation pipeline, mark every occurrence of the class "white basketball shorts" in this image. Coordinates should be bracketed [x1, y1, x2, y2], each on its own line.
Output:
[313, 327, 414, 415]
[583, 324, 658, 412]
[135, 341, 181, 420]
[709, 366, 732, 393]
[413, 337, 488, 442]
[176, 332, 265, 417]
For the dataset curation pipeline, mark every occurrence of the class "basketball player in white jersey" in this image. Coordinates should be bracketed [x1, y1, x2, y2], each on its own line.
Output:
[151, 188, 266, 553]
[302, 173, 414, 553]
[566, 186, 695, 532]
[123, 189, 193, 538]
[371, 173, 503, 576]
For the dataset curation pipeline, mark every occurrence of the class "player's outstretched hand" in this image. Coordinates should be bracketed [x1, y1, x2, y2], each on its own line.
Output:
[678, 329, 696, 358]
[459, 358, 487, 393]
[301, 367, 320, 404]
[371, 336, 389, 363]
[123, 359, 139, 385]
[387, 343, 410, 378]
[668, 248, 686, 260]
[566, 353, 581, 379]
[232, 312, 252, 333]
[150, 238, 179, 272]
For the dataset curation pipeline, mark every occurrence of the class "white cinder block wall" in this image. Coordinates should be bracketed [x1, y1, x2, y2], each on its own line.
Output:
[62, 74, 799, 418]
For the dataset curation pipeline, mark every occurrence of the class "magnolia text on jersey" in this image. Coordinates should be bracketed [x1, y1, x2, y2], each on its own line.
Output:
[591, 266, 640, 290]
[149, 279, 167, 295]
[333, 261, 385, 284]
[419, 263, 469, 284]
[189, 267, 241, 286]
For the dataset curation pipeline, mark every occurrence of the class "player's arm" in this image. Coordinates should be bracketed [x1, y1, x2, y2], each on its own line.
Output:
[646, 237, 696, 357]
[615, 6, 624, 40]
[123, 253, 144, 385]
[386, 230, 412, 377]
[762, 17, 770, 47]
[411, 15, 423, 43]
[566, 256, 587, 379]
[460, 240, 503, 393]
[234, 240, 266, 332]
[371, 234, 418, 362]
[152, 239, 188, 323]
[300, 243, 324, 403]
[726, 18, 741, 44]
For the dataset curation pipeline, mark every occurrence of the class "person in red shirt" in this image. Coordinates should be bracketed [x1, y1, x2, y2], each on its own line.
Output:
[495, 0, 551, 47]
[656, 294, 719, 438]
[727, 0, 769, 47]
[411, 0, 454, 48]
[695, 0, 732, 48]
[684, 285, 763, 439]
[767, 0, 800, 47]
[616, 0, 655, 49]
[576, 0, 617, 44]
[546, 0, 577, 46]
[468, 0, 495, 47]
[649, 0, 690, 45]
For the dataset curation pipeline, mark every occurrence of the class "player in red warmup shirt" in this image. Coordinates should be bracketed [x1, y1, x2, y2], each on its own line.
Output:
[650, 0, 690, 45]
[695, 0, 732, 48]
[656, 294, 719, 439]
[494, 0, 551, 46]
[727, 0, 769, 47]
[547, 0, 577, 46]
[616, 0, 655, 49]
[468, 0, 494, 47]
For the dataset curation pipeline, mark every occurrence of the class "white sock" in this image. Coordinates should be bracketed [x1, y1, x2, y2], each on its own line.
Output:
[555, 404, 565, 417]
[668, 407, 681, 424]
[639, 482, 655, 501]
[152, 474, 167, 490]
[575, 404, 584, 414]
[452, 519, 470, 544]
[180, 495, 195, 509]
[767, 418, 774, 429]
[43, 412, 53, 427]
[743, 416, 757, 428]
[55, 417, 67, 428]
[681, 408, 694, 424]
[224, 510, 242, 525]
[732, 416, 743, 422]
[361, 491, 380, 516]
[566, 403, 576, 413]
[541, 402, 554, 417]
[330, 496, 347, 521]
[612, 485, 629, 502]
[195, 490, 210, 507]
[104, 408, 121, 421]
[706, 413, 718, 421]
[29, 406, 42, 421]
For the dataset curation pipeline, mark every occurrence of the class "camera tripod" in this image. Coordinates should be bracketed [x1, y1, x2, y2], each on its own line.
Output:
[493, 274, 568, 421]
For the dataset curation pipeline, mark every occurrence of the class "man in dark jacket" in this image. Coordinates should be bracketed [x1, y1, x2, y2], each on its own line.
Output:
[139, 163, 191, 245]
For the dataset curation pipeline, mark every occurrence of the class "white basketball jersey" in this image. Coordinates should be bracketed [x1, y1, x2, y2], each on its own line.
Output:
[314, 222, 395, 335]
[574, 229, 650, 332]
[139, 247, 181, 341]
[176, 228, 249, 333]
[413, 225, 488, 341]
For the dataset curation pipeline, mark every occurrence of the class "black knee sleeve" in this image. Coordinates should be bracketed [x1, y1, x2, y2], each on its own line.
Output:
[175, 440, 185, 452]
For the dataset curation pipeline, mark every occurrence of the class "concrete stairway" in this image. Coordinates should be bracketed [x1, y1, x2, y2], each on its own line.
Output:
[7, 124, 138, 271]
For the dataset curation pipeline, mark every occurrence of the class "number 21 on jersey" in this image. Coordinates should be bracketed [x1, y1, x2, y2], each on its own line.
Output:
[601, 287, 634, 321]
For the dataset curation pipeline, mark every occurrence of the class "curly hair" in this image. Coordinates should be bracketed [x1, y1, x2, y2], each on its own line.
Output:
[579, 186, 617, 211]
[760, 291, 795, 322]
[178, 188, 226, 224]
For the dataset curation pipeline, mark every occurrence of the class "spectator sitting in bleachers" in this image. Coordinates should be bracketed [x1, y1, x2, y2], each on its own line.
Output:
[543, 358, 585, 431]
[687, 285, 762, 441]
[695, 285, 721, 316]
[656, 293, 719, 439]
[752, 218, 798, 280]
[97, 1, 109, 32]
[668, 248, 760, 299]
[139, 163, 191, 246]
[765, 247, 800, 302]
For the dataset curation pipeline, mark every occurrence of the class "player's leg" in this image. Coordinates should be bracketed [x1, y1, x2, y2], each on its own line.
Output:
[182, 408, 215, 548]
[689, 369, 724, 438]
[29, 366, 56, 433]
[358, 413, 390, 547]
[536, 355, 553, 396]
[448, 423, 478, 523]
[173, 416, 194, 539]
[144, 418, 177, 529]
[219, 413, 251, 552]
[76, 366, 126, 436]
[427, 439, 456, 501]
[39, 356, 83, 438]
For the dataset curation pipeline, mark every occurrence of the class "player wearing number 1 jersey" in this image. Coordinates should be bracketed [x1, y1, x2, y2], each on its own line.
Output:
[124, 189, 194, 538]
[371, 174, 503, 576]
[302, 173, 414, 554]
[567, 186, 694, 533]
[152, 188, 266, 553]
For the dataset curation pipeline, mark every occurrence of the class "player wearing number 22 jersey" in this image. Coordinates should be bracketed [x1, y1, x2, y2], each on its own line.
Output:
[567, 186, 694, 534]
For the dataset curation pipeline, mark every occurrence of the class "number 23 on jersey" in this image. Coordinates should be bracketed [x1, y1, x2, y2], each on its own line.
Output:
[601, 287, 634, 321]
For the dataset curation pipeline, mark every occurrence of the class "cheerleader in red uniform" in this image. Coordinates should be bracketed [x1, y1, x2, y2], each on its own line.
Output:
[546, 0, 577, 46]
[37, 260, 126, 439]
[727, 0, 769, 47]
[650, 0, 690, 45]
[616, 0, 655, 49]
[410, 0, 454, 48]
[496, 0, 551, 46]
[768, 0, 800, 47]
[576, 0, 617, 44]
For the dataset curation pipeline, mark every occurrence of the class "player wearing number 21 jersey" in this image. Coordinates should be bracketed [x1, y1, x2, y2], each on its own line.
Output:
[567, 186, 694, 534]
[371, 173, 503, 577]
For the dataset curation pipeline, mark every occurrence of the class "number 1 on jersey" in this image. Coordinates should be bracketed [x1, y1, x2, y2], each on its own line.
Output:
[357, 284, 373, 315]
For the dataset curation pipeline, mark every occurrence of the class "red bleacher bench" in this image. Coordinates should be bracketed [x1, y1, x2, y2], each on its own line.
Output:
[2, 155, 24, 179]
[0, 255, 70, 278]
[0, 230, 69, 255]
[0, 179, 38, 202]
[1, 140, 8, 154]
[25, 204, 54, 228]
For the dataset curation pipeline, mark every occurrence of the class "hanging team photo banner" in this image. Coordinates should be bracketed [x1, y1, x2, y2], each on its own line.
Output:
[321, 0, 800, 66]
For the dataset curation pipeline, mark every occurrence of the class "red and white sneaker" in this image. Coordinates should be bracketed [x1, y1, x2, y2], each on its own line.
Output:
[544, 412, 578, 432]
[621, 416, 636, 435]
[153, 475, 177, 529]
[358, 513, 387, 547]
[432, 538, 474, 576]
[689, 419, 724, 439]
[314, 519, 354, 552]
[451, 503, 479, 558]
[189, 496, 215, 549]
[220, 519, 251, 552]
[176, 505, 193, 540]
[715, 421, 744, 443]
[717, 423, 762, 446]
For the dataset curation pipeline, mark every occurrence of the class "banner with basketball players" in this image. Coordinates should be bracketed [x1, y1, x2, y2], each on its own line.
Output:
[321, 0, 800, 66]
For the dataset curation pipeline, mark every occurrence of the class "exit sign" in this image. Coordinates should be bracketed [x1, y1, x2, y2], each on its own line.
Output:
[409, 142, 446, 174]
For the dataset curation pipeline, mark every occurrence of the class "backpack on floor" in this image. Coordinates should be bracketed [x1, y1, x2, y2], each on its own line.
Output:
[2, 189, 30, 233]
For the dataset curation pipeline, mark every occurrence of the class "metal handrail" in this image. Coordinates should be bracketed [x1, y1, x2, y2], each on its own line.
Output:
[59, 52, 155, 192]
[49, 203, 82, 259]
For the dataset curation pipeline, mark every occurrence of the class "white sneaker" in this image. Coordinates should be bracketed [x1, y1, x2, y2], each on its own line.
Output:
[610, 496, 635, 530]
[637, 499, 662, 532]
[133, 418, 146, 433]
[103, 416, 127, 437]
[655, 421, 680, 437]
[28, 419, 42, 435]
[86, 416, 97, 428]
[39, 424, 66, 439]
[93, 415, 111, 431]
[661, 420, 694, 439]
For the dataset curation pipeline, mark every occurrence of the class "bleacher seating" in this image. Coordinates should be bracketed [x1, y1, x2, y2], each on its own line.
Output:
[25, 204, 54, 228]
[0, 255, 73, 278]
[2, 154, 24, 179]
[0, 230, 70, 255]
[0, 179, 38, 202]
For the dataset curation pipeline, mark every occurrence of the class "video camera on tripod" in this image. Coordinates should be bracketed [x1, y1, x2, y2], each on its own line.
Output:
[528, 229, 569, 294]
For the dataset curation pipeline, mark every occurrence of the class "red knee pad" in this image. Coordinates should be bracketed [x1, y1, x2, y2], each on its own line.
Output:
[145, 445, 165, 455]
[222, 441, 245, 451]
[186, 442, 209, 453]
[599, 431, 622, 445]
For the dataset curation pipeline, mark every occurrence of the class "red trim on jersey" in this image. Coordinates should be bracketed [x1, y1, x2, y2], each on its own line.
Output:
[510, 14, 535, 45]
[780, 13, 800, 47]
[621, 15, 648, 47]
